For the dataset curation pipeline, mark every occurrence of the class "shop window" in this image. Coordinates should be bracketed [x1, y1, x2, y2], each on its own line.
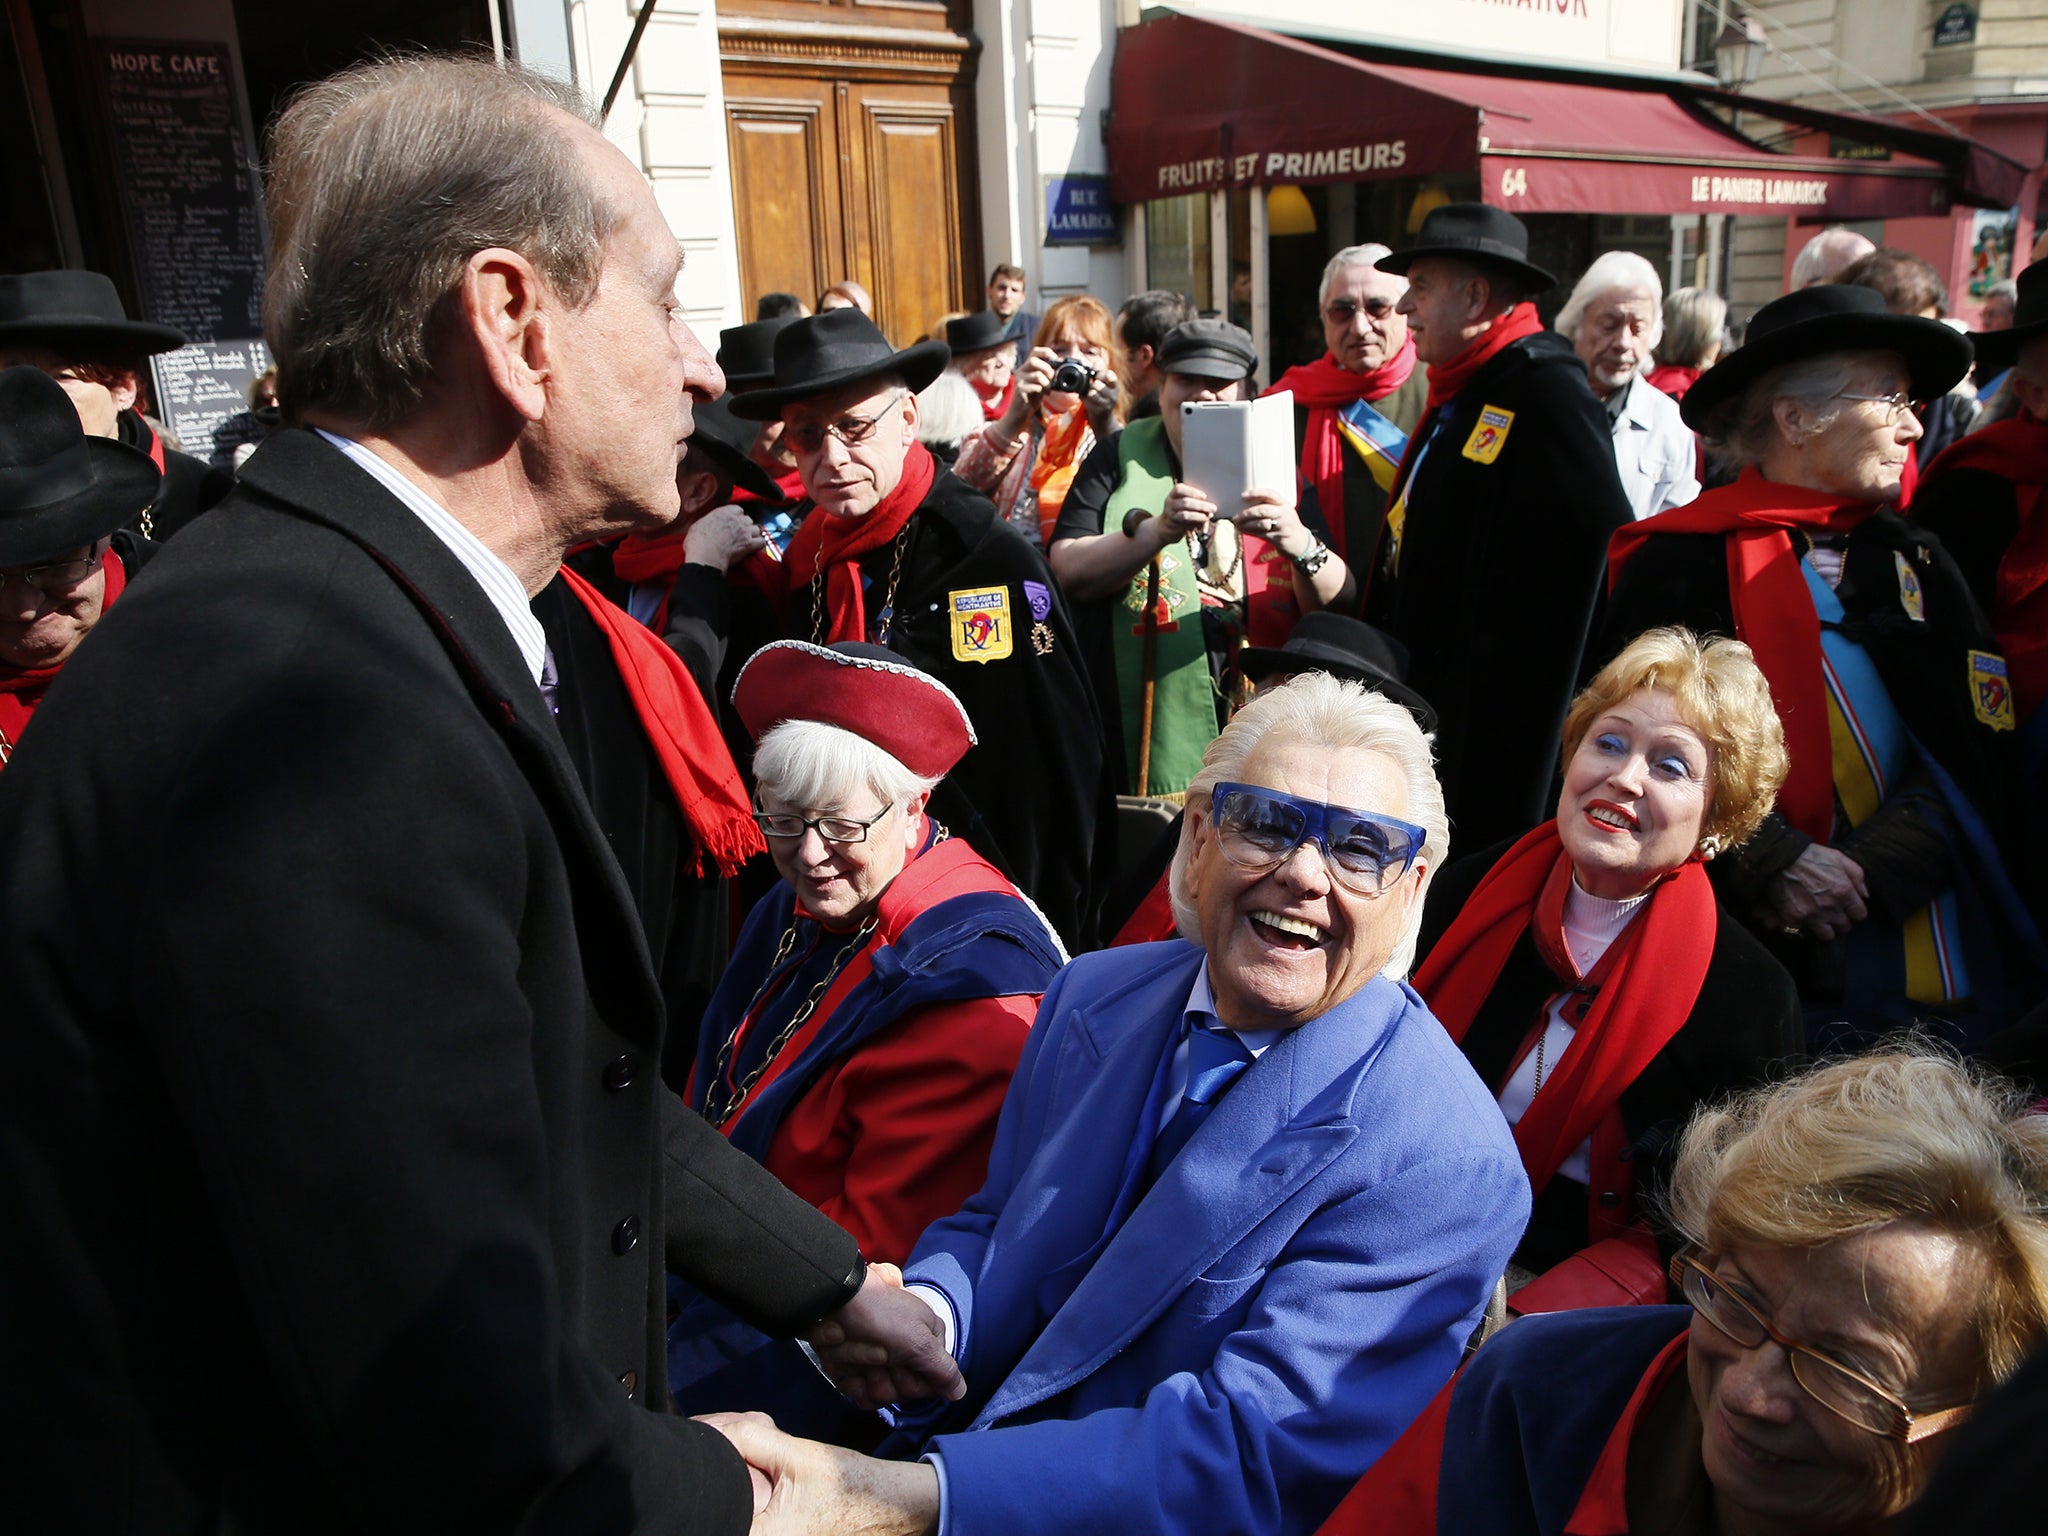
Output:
[1145, 192, 1211, 312]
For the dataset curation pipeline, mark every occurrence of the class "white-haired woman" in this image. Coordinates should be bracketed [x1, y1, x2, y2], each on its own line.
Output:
[1557, 249, 1699, 517]
[1648, 285, 1728, 403]
[1318, 1045, 2048, 1535]
[668, 641, 1065, 1426]
[1602, 284, 2044, 1049]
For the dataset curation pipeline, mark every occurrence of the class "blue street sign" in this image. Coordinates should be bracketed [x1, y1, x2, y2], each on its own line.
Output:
[1045, 175, 1120, 246]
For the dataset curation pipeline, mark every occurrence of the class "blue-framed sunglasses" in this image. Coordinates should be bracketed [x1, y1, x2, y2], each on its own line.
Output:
[1207, 782, 1426, 896]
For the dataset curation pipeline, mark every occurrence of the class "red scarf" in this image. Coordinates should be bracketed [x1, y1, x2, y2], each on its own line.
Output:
[1386, 303, 1544, 511]
[1919, 413, 2048, 719]
[976, 377, 1016, 422]
[0, 549, 127, 767]
[776, 443, 937, 643]
[1608, 467, 1874, 844]
[556, 566, 764, 876]
[1411, 822, 1716, 1194]
[1643, 363, 1700, 402]
[734, 463, 804, 507]
[608, 524, 785, 632]
[1266, 338, 1418, 560]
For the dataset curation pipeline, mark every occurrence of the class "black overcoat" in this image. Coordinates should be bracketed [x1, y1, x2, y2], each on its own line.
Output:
[0, 430, 862, 1534]
[1417, 841, 1803, 1271]
[802, 469, 1113, 948]
[1367, 332, 1633, 853]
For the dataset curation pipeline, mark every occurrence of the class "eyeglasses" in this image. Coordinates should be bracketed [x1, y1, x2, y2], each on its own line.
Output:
[753, 803, 894, 844]
[0, 544, 105, 596]
[1672, 1254, 1973, 1444]
[1207, 781, 1426, 896]
[1322, 298, 1398, 324]
[1833, 390, 1924, 424]
[784, 392, 906, 455]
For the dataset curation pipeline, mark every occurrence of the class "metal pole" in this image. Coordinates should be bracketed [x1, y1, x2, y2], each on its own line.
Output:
[602, 0, 663, 121]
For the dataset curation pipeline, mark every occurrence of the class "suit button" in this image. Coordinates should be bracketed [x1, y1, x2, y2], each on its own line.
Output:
[619, 1370, 638, 1399]
[612, 1216, 641, 1255]
[603, 1055, 637, 1091]
[1598, 1190, 1623, 1208]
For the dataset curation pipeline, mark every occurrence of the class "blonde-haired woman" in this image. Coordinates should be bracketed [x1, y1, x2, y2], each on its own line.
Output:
[1411, 627, 1802, 1311]
[1317, 1045, 2048, 1535]
[951, 293, 1122, 545]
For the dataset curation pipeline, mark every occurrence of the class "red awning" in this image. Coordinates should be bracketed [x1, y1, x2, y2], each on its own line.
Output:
[1108, 13, 1986, 222]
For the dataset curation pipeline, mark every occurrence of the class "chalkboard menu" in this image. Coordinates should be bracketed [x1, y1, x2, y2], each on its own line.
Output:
[95, 38, 270, 466]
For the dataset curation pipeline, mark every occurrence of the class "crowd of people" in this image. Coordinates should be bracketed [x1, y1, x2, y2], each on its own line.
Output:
[7, 51, 2048, 1536]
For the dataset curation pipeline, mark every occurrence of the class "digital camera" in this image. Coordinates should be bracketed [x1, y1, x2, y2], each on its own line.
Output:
[1049, 358, 1097, 395]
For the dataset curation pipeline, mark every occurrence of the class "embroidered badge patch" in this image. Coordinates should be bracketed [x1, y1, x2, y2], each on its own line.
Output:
[1970, 649, 2015, 731]
[1894, 551, 1926, 622]
[1460, 406, 1515, 465]
[949, 585, 1014, 663]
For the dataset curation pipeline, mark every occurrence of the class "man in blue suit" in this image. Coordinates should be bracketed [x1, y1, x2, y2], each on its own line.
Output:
[708, 673, 1530, 1534]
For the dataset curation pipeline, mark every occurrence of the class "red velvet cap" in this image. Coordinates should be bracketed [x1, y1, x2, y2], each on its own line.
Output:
[731, 640, 976, 778]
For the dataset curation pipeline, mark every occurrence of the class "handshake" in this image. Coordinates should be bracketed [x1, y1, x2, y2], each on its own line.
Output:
[697, 1262, 954, 1535]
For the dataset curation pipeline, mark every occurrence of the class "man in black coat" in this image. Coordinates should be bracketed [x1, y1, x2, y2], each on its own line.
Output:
[732, 309, 1112, 947]
[0, 55, 956, 1535]
[0, 269, 235, 540]
[1366, 206, 1634, 852]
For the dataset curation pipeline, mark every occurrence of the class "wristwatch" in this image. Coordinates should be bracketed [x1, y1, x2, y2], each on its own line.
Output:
[1121, 506, 1155, 540]
[1291, 536, 1332, 576]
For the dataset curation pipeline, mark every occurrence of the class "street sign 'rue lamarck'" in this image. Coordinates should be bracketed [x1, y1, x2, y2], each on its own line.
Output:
[1045, 175, 1119, 246]
[1933, 4, 1978, 47]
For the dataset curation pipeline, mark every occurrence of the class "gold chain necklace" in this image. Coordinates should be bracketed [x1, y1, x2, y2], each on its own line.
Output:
[705, 912, 881, 1129]
[810, 525, 912, 645]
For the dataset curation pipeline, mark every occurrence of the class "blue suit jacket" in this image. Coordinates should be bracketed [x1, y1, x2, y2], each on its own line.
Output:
[900, 940, 1530, 1536]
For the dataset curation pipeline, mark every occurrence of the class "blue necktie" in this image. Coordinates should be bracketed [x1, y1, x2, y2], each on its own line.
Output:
[1148, 1024, 1255, 1182]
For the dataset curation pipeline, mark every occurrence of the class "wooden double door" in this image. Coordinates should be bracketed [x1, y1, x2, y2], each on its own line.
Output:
[720, 0, 982, 346]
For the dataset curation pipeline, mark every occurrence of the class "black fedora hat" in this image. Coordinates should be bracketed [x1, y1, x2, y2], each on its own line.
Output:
[945, 310, 1014, 356]
[1238, 612, 1437, 733]
[1971, 261, 2048, 375]
[728, 310, 950, 420]
[0, 270, 186, 357]
[1680, 283, 1972, 431]
[687, 394, 783, 500]
[1376, 203, 1555, 294]
[0, 366, 162, 565]
[718, 317, 796, 391]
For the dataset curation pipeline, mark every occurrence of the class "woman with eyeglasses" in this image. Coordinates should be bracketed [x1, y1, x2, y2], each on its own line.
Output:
[1315, 1046, 2048, 1536]
[951, 294, 1122, 547]
[0, 366, 161, 771]
[1600, 284, 2046, 1049]
[667, 639, 1065, 1430]
[1410, 628, 1801, 1316]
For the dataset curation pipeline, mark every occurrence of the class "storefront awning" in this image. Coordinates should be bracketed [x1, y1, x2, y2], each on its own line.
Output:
[1108, 13, 2021, 220]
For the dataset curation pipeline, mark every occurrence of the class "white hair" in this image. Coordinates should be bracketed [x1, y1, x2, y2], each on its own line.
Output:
[1555, 252, 1665, 349]
[1791, 226, 1876, 289]
[751, 719, 940, 812]
[1165, 673, 1448, 980]
[915, 369, 983, 450]
[1319, 243, 1399, 309]
[1704, 348, 1870, 465]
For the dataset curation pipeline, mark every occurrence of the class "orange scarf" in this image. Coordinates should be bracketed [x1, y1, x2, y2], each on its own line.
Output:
[1028, 406, 1091, 544]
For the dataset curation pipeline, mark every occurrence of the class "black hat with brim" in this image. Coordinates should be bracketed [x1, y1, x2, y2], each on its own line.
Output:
[0, 270, 186, 358]
[1237, 612, 1437, 733]
[0, 366, 162, 564]
[1680, 283, 1973, 431]
[1969, 261, 2048, 376]
[728, 309, 949, 420]
[945, 310, 1014, 356]
[717, 317, 797, 390]
[686, 393, 783, 500]
[1375, 203, 1555, 294]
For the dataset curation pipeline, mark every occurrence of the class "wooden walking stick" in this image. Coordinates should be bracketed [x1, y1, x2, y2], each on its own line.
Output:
[1137, 556, 1161, 797]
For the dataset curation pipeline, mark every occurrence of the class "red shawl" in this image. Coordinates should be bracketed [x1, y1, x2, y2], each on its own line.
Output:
[609, 522, 785, 631]
[1411, 821, 1716, 1194]
[1643, 364, 1700, 402]
[1265, 338, 1417, 559]
[976, 377, 1017, 422]
[0, 548, 127, 768]
[1919, 414, 2048, 719]
[733, 463, 804, 507]
[776, 444, 937, 642]
[1607, 467, 1874, 844]
[556, 566, 764, 876]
